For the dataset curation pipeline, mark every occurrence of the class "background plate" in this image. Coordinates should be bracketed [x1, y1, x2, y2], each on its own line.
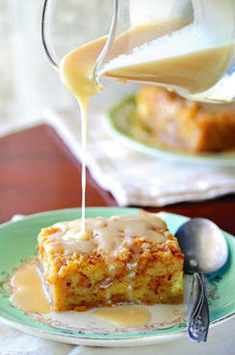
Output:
[107, 96, 235, 167]
[0, 207, 234, 346]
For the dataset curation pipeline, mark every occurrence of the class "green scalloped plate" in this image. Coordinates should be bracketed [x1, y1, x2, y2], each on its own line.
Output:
[0, 207, 234, 346]
[107, 96, 235, 167]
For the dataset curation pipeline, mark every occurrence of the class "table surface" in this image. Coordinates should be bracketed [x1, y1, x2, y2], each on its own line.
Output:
[1, 124, 235, 235]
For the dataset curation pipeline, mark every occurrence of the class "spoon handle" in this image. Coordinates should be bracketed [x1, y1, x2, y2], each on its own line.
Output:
[187, 272, 210, 343]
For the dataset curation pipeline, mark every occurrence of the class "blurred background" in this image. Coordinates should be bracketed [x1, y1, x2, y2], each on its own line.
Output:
[0, 0, 95, 132]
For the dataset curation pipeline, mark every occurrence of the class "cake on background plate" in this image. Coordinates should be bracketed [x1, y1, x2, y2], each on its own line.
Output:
[136, 85, 235, 153]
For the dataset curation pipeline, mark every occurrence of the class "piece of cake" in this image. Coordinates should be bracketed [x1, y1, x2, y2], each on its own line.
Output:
[37, 212, 184, 311]
[136, 85, 235, 153]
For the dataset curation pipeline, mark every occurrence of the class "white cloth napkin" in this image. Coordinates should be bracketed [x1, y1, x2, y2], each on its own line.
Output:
[1, 82, 235, 207]
[43, 88, 235, 207]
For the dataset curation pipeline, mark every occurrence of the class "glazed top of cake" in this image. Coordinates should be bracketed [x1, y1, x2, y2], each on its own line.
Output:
[38, 214, 180, 258]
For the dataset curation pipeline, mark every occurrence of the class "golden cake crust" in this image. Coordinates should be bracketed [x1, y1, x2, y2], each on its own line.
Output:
[38, 212, 184, 311]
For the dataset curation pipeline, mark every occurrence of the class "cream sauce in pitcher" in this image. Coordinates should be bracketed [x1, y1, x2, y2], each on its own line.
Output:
[59, 0, 235, 236]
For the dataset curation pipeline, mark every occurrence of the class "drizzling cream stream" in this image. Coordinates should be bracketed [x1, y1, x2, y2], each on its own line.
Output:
[59, 39, 105, 236]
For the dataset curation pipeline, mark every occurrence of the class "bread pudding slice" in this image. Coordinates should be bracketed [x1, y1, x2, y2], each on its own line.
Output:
[37, 212, 184, 311]
[136, 85, 235, 153]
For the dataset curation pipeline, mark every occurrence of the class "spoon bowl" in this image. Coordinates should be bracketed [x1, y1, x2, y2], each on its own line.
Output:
[175, 218, 228, 343]
[176, 218, 228, 274]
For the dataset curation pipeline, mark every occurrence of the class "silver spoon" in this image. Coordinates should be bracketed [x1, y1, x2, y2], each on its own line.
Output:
[175, 218, 228, 343]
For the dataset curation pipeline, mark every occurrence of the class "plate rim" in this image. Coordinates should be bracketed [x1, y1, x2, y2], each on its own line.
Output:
[1, 309, 234, 347]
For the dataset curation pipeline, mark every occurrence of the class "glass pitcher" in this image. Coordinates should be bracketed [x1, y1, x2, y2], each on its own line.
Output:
[42, 0, 235, 103]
